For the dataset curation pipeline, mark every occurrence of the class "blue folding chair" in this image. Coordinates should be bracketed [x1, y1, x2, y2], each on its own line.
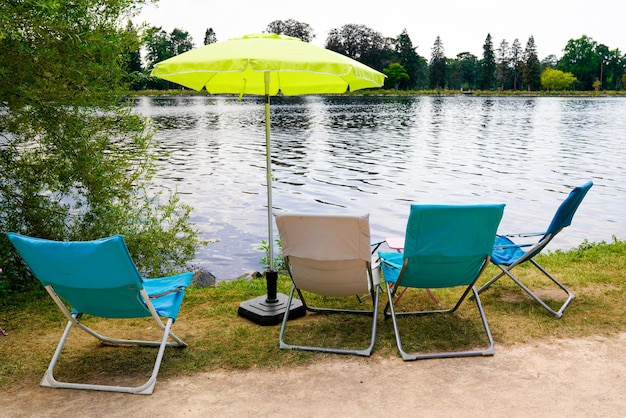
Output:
[476, 181, 593, 318]
[7, 233, 193, 395]
[379, 204, 504, 361]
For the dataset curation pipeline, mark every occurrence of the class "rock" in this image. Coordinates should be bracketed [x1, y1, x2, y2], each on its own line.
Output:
[236, 271, 263, 281]
[191, 269, 216, 288]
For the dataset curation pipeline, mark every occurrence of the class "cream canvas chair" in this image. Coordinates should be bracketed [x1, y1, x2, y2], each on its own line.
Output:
[275, 213, 380, 356]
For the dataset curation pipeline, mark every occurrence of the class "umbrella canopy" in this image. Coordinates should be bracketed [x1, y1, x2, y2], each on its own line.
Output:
[150, 33, 385, 96]
[150, 33, 385, 273]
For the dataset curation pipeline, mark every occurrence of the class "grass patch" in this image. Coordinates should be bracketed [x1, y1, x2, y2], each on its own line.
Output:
[1, 239, 624, 390]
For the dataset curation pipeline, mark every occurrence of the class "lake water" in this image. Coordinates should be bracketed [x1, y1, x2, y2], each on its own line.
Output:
[134, 95, 626, 282]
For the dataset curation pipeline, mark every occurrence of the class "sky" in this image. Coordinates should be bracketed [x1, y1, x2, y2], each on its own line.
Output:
[135, 0, 626, 60]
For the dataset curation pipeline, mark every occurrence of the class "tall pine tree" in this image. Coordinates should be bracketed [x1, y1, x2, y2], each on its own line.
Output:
[429, 36, 447, 89]
[480, 33, 496, 90]
[522, 36, 542, 90]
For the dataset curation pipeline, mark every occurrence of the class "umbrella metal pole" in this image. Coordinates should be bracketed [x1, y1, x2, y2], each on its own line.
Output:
[237, 71, 305, 324]
[264, 72, 278, 303]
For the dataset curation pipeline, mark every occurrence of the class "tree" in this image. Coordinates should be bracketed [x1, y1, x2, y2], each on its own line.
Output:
[144, 26, 195, 89]
[540, 68, 577, 90]
[169, 28, 194, 56]
[479, 34, 496, 90]
[121, 20, 145, 91]
[394, 29, 427, 89]
[541, 54, 559, 70]
[383, 63, 410, 90]
[496, 39, 511, 89]
[266, 19, 315, 42]
[144, 27, 194, 70]
[522, 36, 541, 90]
[510, 39, 523, 90]
[429, 36, 447, 89]
[452, 52, 479, 90]
[0, 0, 201, 291]
[558, 35, 600, 90]
[204, 27, 218, 45]
[325, 24, 392, 70]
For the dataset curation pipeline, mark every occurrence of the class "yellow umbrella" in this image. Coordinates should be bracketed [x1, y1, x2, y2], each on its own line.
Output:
[151, 33, 385, 324]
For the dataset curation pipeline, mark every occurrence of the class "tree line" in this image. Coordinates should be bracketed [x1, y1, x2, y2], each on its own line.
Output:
[134, 19, 626, 92]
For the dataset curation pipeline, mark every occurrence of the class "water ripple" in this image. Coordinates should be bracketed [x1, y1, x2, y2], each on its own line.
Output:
[133, 95, 626, 281]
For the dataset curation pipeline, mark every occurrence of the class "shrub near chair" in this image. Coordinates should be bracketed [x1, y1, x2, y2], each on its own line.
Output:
[7, 233, 193, 395]
[379, 204, 505, 361]
[476, 181, 593, 318]
[275, 213, 380, 357]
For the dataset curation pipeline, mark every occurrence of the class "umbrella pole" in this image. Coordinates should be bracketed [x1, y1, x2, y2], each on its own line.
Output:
[264, 73, 278, 303]
[237, 72, 305, 325]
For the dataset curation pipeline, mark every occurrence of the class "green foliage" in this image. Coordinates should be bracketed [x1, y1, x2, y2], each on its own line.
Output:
[383, 63, 410, 90]
[0, 0, 203, 292]
[258, 239, 285, 272]
[541, 68, 577, 90]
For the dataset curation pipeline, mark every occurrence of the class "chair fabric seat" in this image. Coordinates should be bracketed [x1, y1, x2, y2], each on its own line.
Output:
[491, 235, 527, 266]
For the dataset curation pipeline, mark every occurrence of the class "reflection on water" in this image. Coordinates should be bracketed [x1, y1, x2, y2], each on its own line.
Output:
[134, 95, 626, 282]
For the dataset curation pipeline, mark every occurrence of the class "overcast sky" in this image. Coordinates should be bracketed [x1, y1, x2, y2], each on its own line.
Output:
[136, 0, 626, 60]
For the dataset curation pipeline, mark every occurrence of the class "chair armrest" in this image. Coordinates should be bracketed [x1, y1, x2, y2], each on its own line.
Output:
[499, 232, 546, 238]
[370, 240, 385, 254]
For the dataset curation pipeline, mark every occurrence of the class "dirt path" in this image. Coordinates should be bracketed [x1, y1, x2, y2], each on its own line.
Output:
[4, 333, 625, 417]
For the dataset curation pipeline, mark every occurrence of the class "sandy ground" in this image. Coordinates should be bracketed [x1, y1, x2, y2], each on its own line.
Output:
[4, 333, 625, 417]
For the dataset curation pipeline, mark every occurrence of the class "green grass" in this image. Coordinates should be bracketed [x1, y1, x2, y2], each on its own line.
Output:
[1, 238, 624, 390]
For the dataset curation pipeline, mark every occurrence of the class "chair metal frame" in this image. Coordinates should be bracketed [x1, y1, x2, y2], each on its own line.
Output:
[383, 258, 494, 361]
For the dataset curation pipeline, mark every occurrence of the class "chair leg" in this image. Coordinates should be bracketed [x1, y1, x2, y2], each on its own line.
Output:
[40, 316, 182, 395]
[482, 262, 574, 318]
[387, 282, 494, 361]
[279, 284, 379, 356]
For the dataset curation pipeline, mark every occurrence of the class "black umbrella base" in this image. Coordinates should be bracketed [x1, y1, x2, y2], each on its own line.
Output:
[238, 293, 306, 326]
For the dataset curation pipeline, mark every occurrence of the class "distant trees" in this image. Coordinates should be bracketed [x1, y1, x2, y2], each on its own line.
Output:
[144, 27, 194, 70]
[144, 27, 195, 89]
[558, 35, 625, 90]
[394, 29, 428, 90]
[325, 23, 394, 71]
[266, 19, 315, 42]
[204, 28, 217, 45]
[126, 16, 626, 92]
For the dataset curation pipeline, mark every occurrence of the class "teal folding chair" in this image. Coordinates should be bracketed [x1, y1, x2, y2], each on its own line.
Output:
[477, 181, 593, 318]
[275, 213, 380, 357]
[379, 204, 504, 361]
[7, 233, 193, 395]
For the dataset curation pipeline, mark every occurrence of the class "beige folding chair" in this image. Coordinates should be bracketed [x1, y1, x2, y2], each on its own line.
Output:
[275, 213, 380, 356]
